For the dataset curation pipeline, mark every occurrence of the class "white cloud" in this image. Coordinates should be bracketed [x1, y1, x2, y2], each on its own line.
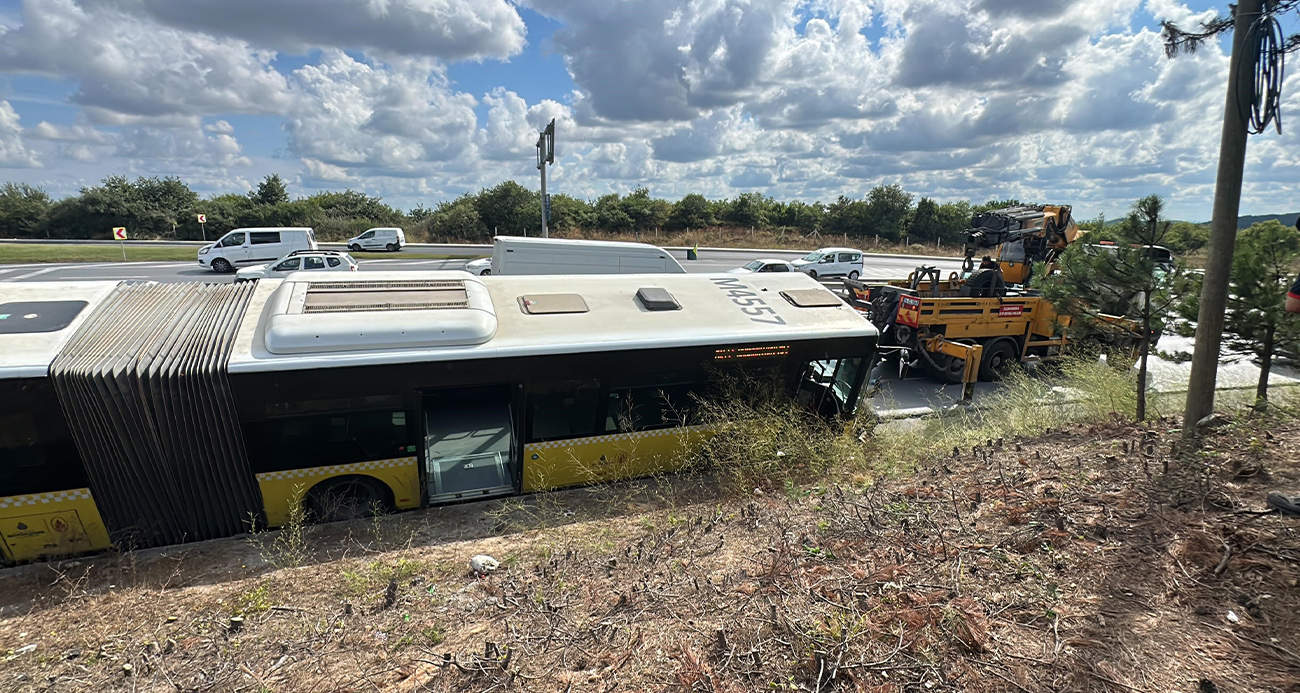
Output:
[118, 0, 527, 62]
[282, 51, 479, 176]
[116, 126, 251, 168]
[0, 0, 1287, 223]
[0, 0, 293, 119]
[301, 157, 352, 183]
[204, 120, 235, 135]
[0, 100, 41, 167]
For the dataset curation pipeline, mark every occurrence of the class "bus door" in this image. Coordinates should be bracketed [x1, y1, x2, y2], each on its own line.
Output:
[422, 386, 519, 504]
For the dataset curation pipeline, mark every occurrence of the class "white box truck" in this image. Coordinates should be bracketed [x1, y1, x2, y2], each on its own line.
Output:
[468, 237, 688, 276]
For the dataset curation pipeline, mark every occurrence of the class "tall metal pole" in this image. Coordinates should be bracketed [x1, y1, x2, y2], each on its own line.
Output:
[537, 119, 555, 239]
[539, 137, 548, 239]
[1183, 0, 1263, 429]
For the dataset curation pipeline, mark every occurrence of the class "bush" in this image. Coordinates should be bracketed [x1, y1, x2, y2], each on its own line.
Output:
[694, 373, 873, 491]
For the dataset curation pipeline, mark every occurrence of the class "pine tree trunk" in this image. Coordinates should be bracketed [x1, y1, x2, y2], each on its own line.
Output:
[1136, 291, 1152, 422]
[1255, 323, 1274, 411]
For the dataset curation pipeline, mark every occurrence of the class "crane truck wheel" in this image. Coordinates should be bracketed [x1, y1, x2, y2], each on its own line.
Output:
[978, 339, 1018, 382]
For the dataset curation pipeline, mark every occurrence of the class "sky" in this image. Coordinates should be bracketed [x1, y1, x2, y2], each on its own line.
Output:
[0, 0, 1296, 222]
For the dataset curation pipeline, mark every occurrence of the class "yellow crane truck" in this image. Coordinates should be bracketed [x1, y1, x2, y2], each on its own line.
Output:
[845, 205, 1141, 401]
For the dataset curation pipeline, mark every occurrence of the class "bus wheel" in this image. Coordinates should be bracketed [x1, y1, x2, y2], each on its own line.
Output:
[306, 476, 392, 523]
[979, 340, 1018, 382]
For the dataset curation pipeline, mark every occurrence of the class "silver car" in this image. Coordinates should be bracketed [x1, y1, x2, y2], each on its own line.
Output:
[234, 250, 358, 282]
[727, 258, 795, 274]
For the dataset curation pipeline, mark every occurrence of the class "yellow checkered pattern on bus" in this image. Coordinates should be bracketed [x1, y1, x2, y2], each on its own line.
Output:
[527, 425, 709, 451]
[0, 488, 92, 509]
[255, 456, 417, 482]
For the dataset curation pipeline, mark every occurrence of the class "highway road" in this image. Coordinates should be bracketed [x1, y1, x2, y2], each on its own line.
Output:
[0, 244, 966, 283]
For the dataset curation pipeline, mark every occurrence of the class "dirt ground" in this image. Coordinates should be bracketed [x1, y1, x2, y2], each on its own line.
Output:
[1, 415, 1298, 693]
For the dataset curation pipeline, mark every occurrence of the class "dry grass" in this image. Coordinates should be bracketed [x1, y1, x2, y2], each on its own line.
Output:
[3, 373, 1300, 692]
[3, 409, 1299, 691]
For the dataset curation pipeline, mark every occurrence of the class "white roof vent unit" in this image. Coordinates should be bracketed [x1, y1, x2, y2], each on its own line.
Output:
[262, 275, 497, 354]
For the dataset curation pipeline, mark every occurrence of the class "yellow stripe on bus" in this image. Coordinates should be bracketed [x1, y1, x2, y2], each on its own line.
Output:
[523, 425, 713, 492]
[0, 488, 112, 562]
[256, 456, 421, 528]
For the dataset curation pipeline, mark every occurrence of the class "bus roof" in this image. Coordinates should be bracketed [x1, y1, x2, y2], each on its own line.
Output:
[1, 273, 878, 378]
[227, 271, 877, 373]
[0, 281, 120, 378]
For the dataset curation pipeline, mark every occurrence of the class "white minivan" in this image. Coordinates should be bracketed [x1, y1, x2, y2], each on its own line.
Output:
[791, 247, 864, 279]
[347, 227, 406, 252]
[198, 227, 318, 273]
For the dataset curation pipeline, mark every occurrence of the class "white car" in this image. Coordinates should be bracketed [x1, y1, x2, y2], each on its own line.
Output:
[727, 259, 795, 274]
[347, 227, 406, 252]
[464, 257, 492, 275]
[234, 250, 358, 282]
[791, 247, 864, 279]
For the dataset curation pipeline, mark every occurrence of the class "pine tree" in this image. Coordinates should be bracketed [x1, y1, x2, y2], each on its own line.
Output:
[1040, 195, 1193, 421]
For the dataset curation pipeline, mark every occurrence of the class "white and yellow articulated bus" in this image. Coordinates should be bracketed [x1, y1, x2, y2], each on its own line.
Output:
[0, 271, 878, 563]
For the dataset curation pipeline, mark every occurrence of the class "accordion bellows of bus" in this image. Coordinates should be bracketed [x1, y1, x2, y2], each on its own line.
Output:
[0, 271, 878, 563]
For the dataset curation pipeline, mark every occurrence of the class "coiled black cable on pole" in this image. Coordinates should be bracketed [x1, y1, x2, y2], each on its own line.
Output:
[1236, 11, 1285, 134]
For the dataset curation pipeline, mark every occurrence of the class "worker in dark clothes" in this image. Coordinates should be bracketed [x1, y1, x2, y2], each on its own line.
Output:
[978, 256, 998, 270]
[1271, 273, 1300, 515]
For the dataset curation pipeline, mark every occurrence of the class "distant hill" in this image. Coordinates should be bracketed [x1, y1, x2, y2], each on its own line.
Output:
[1205, 212, 1300, 229]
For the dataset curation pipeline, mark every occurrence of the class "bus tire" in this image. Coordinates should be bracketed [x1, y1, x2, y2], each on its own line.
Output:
[305, 475, 393, 524]
[978, 339, 1018, 382]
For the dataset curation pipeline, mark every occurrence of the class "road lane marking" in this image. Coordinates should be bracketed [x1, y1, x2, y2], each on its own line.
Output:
[6, 264, 108, 281]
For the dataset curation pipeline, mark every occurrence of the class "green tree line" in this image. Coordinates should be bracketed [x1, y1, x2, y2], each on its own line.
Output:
[0, 175, 1215, 250]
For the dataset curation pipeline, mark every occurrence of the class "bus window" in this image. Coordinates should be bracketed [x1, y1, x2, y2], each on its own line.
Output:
[527, 379, 602, 442]
[245, 408, 409, 472]
[0, 380, 87, 496]
[798, 358, 864, 416]
[606, 381, 698, 432]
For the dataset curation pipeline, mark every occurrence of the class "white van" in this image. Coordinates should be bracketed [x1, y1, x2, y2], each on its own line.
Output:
[347, 227, 406, 252]
[198, 227, 318, 273]
[790, 247, 864, 279]
[482, 236, 687, 275]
